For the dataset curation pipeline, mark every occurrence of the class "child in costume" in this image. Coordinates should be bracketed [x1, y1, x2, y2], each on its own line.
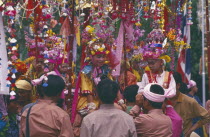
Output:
[132, 27, 182, 137]
[72, 38, 122, 136]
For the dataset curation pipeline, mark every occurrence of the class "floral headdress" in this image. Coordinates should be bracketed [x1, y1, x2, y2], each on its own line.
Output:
[83, 25, 111, 56]
[87, 39, 110, 56]
[142, 28, 171, 63]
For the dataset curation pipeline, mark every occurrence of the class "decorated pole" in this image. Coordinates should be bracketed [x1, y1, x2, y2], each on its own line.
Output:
[66, 0, 75, 113]
[205, 0, 210, 99]
[201, 0, 206, 106]
[123, 22, 128, 88]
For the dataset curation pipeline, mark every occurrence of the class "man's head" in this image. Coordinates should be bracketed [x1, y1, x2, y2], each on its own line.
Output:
[97, 79, 119, 104]
[6, 96, 19, 114]
[41, 75, 65, 97]
[35, 58, 44, 72]
[15, 80, 32, 102]
[142, 83, 165, 110]
[147, 59, 164, 73]
[123, 85, 139, 103]
[58, 63, 69, 74]
[187, 80, 198, 93]
[172, 72, 183, 92]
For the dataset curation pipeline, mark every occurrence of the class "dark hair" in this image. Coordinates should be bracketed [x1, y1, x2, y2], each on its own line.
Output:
[96, 79, 119, 104]
[41, 75, 65, 97]
[173, 72, 183, 84]
[145, 84, 164, 109]
[123, 85, 139, 102]
[6, 95, 18, 105]
[180, 82, 188, 94]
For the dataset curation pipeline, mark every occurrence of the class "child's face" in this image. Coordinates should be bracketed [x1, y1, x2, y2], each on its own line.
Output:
[8, 101, 19, 114]
[92, 54, 106, 67]
[147, 59, 163, 73]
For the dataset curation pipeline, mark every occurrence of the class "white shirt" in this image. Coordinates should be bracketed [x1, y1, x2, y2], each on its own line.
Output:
[137, 71, 176, 98]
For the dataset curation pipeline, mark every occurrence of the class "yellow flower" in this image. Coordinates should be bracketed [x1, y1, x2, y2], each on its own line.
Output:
[135, 22, 142, 26]
[98, 47, 104, 52]
[159, 55, 171, 63]
[104, 61, 110, 64]
[91, 51, 95, 55]
[105, 50, 110, 54]
[85, 25, 94, 33]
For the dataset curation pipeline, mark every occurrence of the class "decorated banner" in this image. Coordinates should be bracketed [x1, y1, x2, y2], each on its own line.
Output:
[0, 11, 9, 95]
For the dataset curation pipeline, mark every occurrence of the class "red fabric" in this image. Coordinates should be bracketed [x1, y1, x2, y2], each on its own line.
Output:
[164, 7, 168, 32]
[145, 71, 158, 83]
[177, 49, 189, 83]
[26, 0, 34, 18]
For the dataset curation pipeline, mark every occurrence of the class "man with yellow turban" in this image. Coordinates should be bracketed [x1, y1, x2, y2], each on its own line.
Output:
[15, 80, 32, 113]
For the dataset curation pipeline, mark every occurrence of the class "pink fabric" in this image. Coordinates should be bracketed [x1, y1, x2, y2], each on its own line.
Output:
[143, 83, 176, 102]
[47, 59, 57, 64]
[143, 83, 166, 102]
[187, 80, 196, 89]
[165, 106, 182, 137]
[31, 71, 57, 86]
[60, 89, 66, 99]
[112, 21, 124, 77]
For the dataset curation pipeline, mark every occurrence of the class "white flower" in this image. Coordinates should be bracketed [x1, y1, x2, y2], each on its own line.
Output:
[102, 44, 105, 48]
[10, 38, 17, 43]
[10, 91, 16, 96]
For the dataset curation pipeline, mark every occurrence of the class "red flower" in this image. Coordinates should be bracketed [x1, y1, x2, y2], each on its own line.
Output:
[0, 6, 4, 12]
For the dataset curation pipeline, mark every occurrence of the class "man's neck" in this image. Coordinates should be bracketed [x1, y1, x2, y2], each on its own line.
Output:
[43, 96, 57, 102]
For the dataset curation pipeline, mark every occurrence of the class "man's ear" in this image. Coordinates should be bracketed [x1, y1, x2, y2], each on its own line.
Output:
[176, 83, 181, 90]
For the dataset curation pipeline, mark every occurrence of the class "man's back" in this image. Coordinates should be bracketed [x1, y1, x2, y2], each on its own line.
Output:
[80, 104, 137, 137]
[134, 109, 172, 137]
[20, 99, 74, 137]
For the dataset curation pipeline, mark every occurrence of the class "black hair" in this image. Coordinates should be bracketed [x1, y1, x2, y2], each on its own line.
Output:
[41, 75, 65, 97]
[145, 84, 165, 109]
[180, 82, 188, 94]
[37, 85, 44, 98]
[173, 71, 183, 84]
[96, 78, 119, 104]
[123, 85, 139, 103]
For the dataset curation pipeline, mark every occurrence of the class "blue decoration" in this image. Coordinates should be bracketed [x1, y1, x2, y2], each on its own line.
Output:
[11, 69, 17, 73]
[42, 83, 48, 87]
[42, 0, 46, 5]
[11, 79, 16, 83]
[44, 54, 48, 58]
[0, 113, 7, 132]
[9, 16, 14, 19]
[10, 43, 17, 46]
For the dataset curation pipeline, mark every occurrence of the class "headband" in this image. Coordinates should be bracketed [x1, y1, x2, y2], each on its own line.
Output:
[187, 80, 196, 89]
[143, 83, 166, 102]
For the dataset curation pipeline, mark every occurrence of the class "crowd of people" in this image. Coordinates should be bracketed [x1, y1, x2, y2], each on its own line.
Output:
[1, 32, 210, 137]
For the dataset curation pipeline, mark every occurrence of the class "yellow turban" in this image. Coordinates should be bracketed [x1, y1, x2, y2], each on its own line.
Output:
[15, 80, 32, 91]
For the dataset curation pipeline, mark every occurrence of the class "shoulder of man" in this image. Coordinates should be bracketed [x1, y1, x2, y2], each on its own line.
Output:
[181, 93, 198, 105]
[21, 102, 37, 114]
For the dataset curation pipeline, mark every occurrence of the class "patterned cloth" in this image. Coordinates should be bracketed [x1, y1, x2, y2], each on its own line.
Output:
[6, 114, 19, 137]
